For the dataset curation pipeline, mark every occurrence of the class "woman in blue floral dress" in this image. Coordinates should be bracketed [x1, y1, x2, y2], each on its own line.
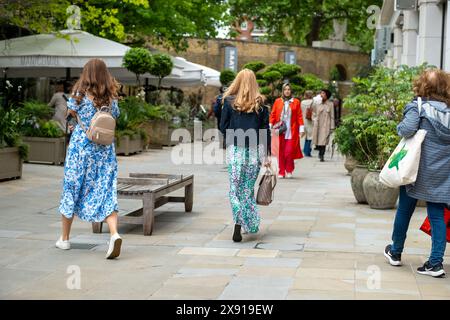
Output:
[220, 69, 271, 242]
[56, 59, 122, 259]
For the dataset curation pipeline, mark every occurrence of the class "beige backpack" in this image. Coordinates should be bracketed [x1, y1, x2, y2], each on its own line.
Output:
[77, 105, 116, 145]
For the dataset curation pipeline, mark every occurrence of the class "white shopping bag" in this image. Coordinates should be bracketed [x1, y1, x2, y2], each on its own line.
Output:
[380, 98, 427, 188]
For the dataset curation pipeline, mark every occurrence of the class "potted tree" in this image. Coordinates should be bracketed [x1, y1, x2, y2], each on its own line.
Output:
[148, 53, 174, 104]
[0, 108, 27, 180]
[342, 64, 426, 208]
[122, 47, 154, 87]
[144, 53, 176, 147]
[346, 114, 374, 204]
[356, 116, 401, 209]
[18, 101, 66, 165]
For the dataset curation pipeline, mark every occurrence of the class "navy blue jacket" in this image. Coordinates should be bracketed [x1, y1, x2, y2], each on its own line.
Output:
[219, 96, 271, 155]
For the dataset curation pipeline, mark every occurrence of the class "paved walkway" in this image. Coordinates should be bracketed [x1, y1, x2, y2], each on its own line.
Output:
[0, 143, 449, 300]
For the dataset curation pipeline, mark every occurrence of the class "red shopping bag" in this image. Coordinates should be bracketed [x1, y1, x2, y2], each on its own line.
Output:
[420, 207, 450, 243]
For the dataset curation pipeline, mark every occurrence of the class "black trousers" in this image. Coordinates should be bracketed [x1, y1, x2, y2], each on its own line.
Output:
[317, 145, 326, 159]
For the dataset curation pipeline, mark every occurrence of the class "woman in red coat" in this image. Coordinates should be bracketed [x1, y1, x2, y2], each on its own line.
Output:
[270, 83, 305, 178]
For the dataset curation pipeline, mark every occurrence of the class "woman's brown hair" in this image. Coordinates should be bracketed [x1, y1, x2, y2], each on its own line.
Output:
[222, 69, 264, 113]
[71, 58, 119, 108]
[413, 69, 450, 106]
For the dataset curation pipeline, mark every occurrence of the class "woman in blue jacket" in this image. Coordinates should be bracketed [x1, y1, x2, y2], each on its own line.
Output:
[384, 69, 450, 277]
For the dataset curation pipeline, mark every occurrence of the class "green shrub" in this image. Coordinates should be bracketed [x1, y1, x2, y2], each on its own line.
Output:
[220, 69, 236, 86]
[301, 74, 325, 93]
[289, 74, 306, 87]
[39, 120, 65, 138]
[260, 86, 271, 96]
[243, 61, 266, 73]
[17, 101, 64, 138]
[20, 100, 53, 120]
[0, 107, 28, 159]
[344, 64, 427, 121]
[263, 70, 282, 83]
[266, 62, 301, 79]
[256, 79, 267, 87]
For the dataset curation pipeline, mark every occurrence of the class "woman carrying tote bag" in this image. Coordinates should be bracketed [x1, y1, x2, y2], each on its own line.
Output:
[384, 69, 450, 278]
[220, 69, 271, 242]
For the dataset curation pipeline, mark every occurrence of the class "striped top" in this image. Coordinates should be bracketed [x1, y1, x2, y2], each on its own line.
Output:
[398, 98, 450, 204]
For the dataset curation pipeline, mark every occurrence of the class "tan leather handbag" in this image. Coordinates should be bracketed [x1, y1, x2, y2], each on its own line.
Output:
[256, 168, 277, 206]
[77, 105, 116, 145]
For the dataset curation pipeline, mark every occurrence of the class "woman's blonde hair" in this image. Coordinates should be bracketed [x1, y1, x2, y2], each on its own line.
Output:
[413, 68, 450, 106]
[222, 69, 264, 113]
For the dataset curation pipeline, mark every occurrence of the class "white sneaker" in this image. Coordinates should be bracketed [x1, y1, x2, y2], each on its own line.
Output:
[278, 175, 285, 179]
[286, 172, 293, 179]
[106, 233, 122, 259]
[55, 236, 71, 250]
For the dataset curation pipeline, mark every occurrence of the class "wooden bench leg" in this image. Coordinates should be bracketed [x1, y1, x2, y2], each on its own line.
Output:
[92, 222, 103, 233]
[143, 195, 155, 236]
[185, 182, 193, 212]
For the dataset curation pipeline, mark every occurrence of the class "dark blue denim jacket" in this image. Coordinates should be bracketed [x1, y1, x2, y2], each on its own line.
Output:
[219, 97, 271, 155]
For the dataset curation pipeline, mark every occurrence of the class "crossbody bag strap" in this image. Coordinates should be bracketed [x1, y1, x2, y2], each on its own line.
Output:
[75, 112, 87, 132]
[417, 96, 422, 114]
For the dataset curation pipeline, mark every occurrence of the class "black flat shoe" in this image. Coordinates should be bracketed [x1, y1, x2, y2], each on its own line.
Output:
[233, 224, 242, 242]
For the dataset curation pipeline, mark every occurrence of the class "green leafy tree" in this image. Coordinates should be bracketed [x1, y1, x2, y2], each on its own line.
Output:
[2, 0, 230, 52]
[229, 0, 382, 53]
[122, 47, 154, 86]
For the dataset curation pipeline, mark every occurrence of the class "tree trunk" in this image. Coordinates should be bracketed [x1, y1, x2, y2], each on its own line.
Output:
[306, 0, 324, 46]
[306, 16, 322, 46]
[136, 74, 141, 87]
[156, 77, 163, 104]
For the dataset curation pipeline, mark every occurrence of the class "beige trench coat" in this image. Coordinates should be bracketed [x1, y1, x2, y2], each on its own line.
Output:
[312, 100, 335, 146]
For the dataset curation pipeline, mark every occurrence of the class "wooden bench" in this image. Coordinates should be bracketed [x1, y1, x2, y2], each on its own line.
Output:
[92, 173, 194, 235]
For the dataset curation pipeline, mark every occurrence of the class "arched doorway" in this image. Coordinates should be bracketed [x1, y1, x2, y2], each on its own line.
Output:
[334, 64, 347, 81]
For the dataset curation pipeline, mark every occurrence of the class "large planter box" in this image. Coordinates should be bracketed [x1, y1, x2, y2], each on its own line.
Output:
[22, 136, 66, 165]
[115, 135, 144, 156]
[140, 120, 169, 148]
[0, 147, 22, 181]
[141, 120, 184, 148]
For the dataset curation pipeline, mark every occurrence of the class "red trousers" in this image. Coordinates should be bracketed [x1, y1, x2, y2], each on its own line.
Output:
[278, 134, 295, 176]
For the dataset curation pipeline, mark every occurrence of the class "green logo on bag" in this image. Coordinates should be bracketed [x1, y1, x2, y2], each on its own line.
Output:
[388, 144, 408, 171]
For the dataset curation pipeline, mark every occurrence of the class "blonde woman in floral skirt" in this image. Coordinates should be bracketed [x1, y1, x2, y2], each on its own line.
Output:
[219, 69, 271, 242]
